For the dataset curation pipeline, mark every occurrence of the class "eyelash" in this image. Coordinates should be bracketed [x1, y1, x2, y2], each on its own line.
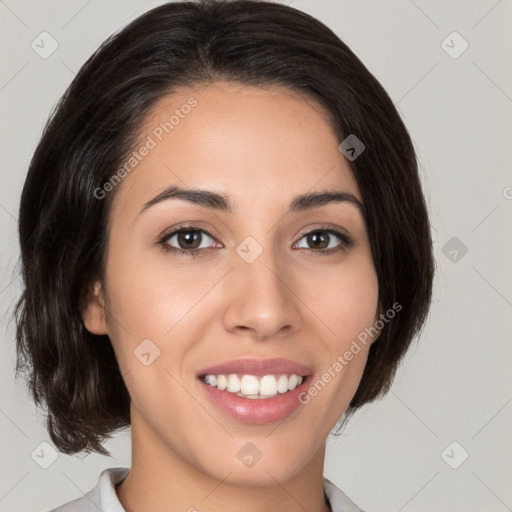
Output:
[157, 224, 354, 258]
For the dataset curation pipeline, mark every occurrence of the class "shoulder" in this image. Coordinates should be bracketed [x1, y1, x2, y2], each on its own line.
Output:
[45, 467, 130, 512]
[323, 476, 367, 512]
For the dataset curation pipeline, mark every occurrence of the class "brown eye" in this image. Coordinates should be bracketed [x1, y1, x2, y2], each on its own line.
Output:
[174, 229, 203, 250]
[295, 226, 353, 254]
[303, 230, 330, 249]
[159, 227, 217, 256]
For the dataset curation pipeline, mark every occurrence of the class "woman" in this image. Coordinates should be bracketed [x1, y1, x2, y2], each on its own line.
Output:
[14, 1, 434, 511]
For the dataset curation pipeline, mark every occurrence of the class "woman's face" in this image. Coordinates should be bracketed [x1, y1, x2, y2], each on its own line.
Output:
[84, 81, 380, 484]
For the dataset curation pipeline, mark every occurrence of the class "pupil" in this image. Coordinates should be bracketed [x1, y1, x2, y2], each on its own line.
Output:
[179, 230, 200, 249]
[309, 231, 328, 249]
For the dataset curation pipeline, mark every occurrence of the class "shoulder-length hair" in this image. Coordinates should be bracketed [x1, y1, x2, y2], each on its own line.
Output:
[14, 0, 435, 456]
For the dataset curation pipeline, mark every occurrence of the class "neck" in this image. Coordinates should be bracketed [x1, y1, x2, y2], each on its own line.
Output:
[116, 406, 331, 512]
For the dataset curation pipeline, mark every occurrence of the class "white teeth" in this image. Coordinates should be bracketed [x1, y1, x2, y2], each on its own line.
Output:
[259, 375, 278, 396]
[287, 374, 298, 390]
[240, 375, 259, 395]
[217, 374, 227, 390]
[227, 374, 241, 393]
[203, 373, 305, 398]
[277, 375, 289, 393]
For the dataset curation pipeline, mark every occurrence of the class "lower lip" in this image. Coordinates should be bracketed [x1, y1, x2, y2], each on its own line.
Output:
[197, 376, 312, 424]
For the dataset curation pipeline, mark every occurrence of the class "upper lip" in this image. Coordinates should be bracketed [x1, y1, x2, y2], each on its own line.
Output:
[197, 358, 314, 377]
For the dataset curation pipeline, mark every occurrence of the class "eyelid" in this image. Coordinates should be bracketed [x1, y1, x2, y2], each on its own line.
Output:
[295, 223, 352, 241]
[157, 222, 222, 244]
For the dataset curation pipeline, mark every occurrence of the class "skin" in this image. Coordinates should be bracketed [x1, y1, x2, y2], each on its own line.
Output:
[82, 81, 380, 512]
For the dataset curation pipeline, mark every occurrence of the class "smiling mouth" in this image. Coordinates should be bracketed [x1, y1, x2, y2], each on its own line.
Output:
[196, 371, 312, 424]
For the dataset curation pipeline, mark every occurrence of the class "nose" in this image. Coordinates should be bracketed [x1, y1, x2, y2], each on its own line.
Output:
[222, 246, 302, 341]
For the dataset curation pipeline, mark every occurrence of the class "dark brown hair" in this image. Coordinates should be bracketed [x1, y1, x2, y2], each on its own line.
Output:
[14, 0, 435, 456]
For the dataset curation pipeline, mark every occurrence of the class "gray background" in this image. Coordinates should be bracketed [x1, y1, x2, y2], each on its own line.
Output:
[1, 1, 511, 511]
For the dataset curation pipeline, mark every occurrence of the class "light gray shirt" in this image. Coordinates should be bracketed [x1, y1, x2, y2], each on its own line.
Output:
[47, 467, 365, 512]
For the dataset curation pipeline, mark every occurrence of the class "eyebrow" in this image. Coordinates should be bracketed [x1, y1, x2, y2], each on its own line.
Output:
[137, 184, 365, 218]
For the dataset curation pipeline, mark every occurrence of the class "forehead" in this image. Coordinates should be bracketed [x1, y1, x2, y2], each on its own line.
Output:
[110, 81, 362, 220]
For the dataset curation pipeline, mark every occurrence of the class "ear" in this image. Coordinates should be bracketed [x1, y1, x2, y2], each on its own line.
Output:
[80, 280, 108, 335]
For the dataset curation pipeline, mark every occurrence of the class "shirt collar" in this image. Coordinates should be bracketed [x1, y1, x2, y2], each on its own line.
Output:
[88, 467, 364, 512]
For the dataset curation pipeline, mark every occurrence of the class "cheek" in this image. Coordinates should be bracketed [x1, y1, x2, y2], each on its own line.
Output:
[303, 254, 378, 401]
[307, 254, 379, 344]
[103, 243, 192, 335]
